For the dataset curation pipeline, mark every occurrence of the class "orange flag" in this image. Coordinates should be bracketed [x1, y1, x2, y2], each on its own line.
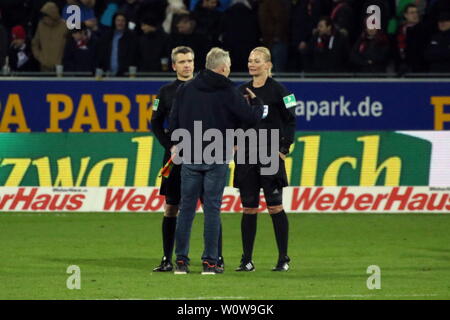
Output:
[159, 154, 176, 178]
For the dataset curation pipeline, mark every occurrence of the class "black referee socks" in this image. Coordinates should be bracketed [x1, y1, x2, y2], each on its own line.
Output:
[241, 213, 258, 262]
[270, 210, 289, 260]
[162, 216, 177, 260]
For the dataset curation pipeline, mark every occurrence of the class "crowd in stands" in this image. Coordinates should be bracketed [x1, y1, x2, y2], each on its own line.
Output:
[0, 0, 449, 75]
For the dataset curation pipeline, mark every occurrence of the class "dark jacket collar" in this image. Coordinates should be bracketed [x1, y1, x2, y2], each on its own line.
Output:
[192, 69, 233, 92]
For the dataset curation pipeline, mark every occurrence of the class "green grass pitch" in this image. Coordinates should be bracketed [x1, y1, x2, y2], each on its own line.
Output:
[0, 212, 449, 300]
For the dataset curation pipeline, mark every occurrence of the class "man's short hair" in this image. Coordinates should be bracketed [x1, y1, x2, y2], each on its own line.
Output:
[404, 4, 417, 15]
[205, 47, 230, 70]
[171, 46, 195, 64]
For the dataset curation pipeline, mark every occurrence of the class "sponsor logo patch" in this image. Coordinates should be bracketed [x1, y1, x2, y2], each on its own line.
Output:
[283, 94, 297, 109]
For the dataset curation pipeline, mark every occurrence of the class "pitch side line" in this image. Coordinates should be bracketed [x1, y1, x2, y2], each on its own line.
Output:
[300, 293, 440, 298]
[152, 293, 440, 300]
[153, 296, 248, 300]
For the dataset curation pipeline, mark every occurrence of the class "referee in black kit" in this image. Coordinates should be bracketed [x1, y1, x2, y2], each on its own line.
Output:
[151, 46, 225, 272]
[234, 47, 296, 272]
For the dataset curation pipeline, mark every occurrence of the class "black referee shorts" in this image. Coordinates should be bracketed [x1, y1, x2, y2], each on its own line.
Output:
[234, 161, 288, 209]
[159, 164, 181, 205]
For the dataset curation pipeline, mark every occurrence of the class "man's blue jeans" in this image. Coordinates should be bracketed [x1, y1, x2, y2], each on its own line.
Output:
[175, 163, 229, 264]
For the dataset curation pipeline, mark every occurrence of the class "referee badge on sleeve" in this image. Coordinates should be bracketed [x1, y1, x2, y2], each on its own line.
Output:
[283, 94, 297, 109]
[262, 105, 269, 119]
[152, 99, 160, 111]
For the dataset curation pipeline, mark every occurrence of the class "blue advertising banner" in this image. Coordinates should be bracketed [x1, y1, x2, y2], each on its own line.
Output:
[0, 80, 164, 132]
[283, 80, 450, 131]
[0, 79, 449, 132]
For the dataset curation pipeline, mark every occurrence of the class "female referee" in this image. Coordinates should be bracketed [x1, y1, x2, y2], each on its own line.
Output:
[234, 47, 296, 272]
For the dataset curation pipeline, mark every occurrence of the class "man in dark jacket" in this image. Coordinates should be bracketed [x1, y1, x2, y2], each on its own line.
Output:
[426, 0, 450, 34]
[63, 26, 97, 73]
[220, 0, 261, 72]
[290, 0, 323, 71]
[0, 17, 9, 69]
[137, 13, 169, 72]
[169, 47, 266, 275]
[330, 0, 355, 41]
[425, 12, 450, 73]
[258, 0, 290, 72]
[168, 13, 208, 70]
[301, 16, 351, 73]
[8, 25, 38, 72]
[119, 0, 141, 30]
[350, 25, 390, 73]
[396, 4, 429, 73]
[96, 12, 137, 76]
[192, 0, 223, 51]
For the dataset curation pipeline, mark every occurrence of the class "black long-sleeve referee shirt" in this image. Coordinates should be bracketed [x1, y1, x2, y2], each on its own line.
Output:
[151, 79, 184, 163]
[239, 77, 297, 154]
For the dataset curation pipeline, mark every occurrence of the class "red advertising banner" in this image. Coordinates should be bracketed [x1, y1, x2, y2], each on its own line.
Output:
[1, 187, 449, 213]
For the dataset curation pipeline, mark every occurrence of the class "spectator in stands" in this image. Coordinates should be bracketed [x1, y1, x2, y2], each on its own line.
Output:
[62, 0, 98, 32]
[8, 25, 38, 71]
[189, 0, 231, 11]
[330, 0, 355, 41]
[220, 0, 261, 72]
[32, 2, 68, 72]
[4, 0, 448, 74]
[29, 0, 66, 35]
[301, 16, 350, 73]
[96, 12, 138, 76]
[63, 25, 97, 72]
[424, 12, 450, 73]
[0, 12, 7, 69]
[139, 0, 168, 29]
[350, 23, 390, 73]
[119, 0, 142, 31]
[137, 13, 170, 71]
[168, 13, 207, 68]
[192, 0, 223, 50]
[396, 0, 426, 17]
[396, 4, 429, 72]
[258, 0, 290, 72]
[99, 0, 120, 31]
[290, 0, 323, 71]
[162, 0, 189, 34]
[426, 0, 450, 33]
